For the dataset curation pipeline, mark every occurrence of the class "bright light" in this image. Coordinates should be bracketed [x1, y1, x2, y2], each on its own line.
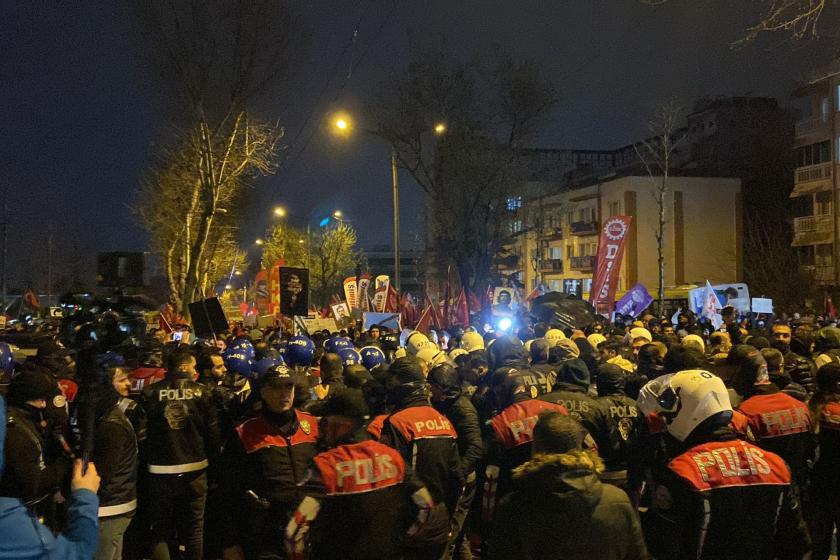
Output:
[497, 317, 512, 332]
[335, 119, 348, 130]
[225, 284, 233, 290]
[234, 270, 242, 275]
[274, 206, 286, 217]
[434, 122, 447, 135]
[333, 210, 343, 219]
[332, 113, 353, 136]
[319, 217, 331, 228]
[298, 239, 305, 244]
[255, 238, 264, 245]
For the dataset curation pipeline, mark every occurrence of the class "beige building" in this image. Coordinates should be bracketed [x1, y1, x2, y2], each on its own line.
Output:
[505, 175, 743, 300]
[789, 70, 840, 284]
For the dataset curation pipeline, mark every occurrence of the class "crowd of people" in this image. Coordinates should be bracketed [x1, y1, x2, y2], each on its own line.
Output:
[1, 305, 840, 559]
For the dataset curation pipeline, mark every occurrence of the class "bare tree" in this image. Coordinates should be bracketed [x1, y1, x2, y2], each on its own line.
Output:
[133, 0, 291, 315]
[366, 47, 557, 292]
[309, 223, 362, 308]
[635, 101, 685, 316]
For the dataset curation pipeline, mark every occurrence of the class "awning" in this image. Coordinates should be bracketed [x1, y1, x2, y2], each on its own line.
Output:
[792, 229, 833, 246]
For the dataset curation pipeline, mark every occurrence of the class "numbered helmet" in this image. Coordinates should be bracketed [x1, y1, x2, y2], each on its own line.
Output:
[360, 346, 386, 371]
[253, 357, 281, 379]
[224, 348, 253, 377]
[544, 329, 566, 347]
[654, 370, 732, 442]
[338, 347, 362, 368]
[229, 339, 255, 362]
[285, 335, 315, 367]
[325, 336, 353, 354]
[406, 331, 435, 355]
[460, 331, 484, 352]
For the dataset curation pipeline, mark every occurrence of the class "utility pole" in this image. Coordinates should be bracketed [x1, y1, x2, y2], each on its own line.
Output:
[1, 188, 7, 313]
[391, 148, 401, 291]
[47, 233, 53, 308]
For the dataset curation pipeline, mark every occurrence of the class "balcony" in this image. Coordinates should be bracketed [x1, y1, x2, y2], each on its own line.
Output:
[543, 227, 564, 241]
[539, 259, 563, 273]
[569, 255, 596, 271]
[801, 264, 834, 283]
[795, 117, 826, 137]
[795, 163, 832, 184]
[569, 221, 599, 236]
[793, 214, 834, 246]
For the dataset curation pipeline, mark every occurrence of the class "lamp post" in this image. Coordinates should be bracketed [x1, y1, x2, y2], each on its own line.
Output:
[331, 113, 446, 293]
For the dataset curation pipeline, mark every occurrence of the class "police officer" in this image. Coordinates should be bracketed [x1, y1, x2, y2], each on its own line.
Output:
[808, 363, 840, 560]
[595, 363, 643, 487]
[142, 348, 221, 560]
[221, 364, 319, 559]
[639, 370, 810, 559]
[286, 389, 448, 560]
[379, 356, 463, 514]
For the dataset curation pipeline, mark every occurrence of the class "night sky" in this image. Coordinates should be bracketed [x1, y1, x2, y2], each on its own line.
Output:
[2, 1, 830, 291]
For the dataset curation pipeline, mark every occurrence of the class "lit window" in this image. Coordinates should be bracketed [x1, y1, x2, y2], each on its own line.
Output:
[509, 219, 523, 234]
[822, 98, 830, 122]
[836, 85, 840, 112]
[506, 196, 523, 212]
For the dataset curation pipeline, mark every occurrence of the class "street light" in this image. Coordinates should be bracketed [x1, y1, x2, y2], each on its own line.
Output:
[330, 110, 445, 291]
[255, 238, 264, 246]
[274, 206, 286, 218]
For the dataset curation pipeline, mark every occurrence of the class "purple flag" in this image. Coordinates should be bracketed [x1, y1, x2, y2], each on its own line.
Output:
[614, 283, 653, 318]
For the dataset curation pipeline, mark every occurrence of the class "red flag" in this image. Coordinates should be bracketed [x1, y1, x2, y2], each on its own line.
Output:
[23, 289, 40, 309]
[525, 285, 543, 302]
[415, 305, 433, 333]
[385, 285, 400, 313]
[827, 292, 837, 319]
[467, 289, 481, 313]
[451, 288, 469, 327]
[485, 285, 494, 309]
[425, 294, 444, 331]
[158, 312, 173, 334]
[590, 216, 633, 313]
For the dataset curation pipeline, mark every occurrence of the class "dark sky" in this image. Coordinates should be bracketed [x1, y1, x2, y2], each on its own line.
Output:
[2, 1, 830, 291]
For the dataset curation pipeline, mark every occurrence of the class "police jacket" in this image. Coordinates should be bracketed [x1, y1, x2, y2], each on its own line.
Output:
[646, 432, 810, 560]
[736, 384, 812, 488]
[0, 405, 69, 505]
[433, 395, 483, 476]
[810, 394, 840, 491]
[286, 432, 448, 560]
[117, 397, 146, 445]
[596, 393, 643, 472]
[93, 404, 137, 518]
[142, 371, 221, 475]
[539, 383, 612, 456]
[783, 350, 816, 395]
[483, 396, 570, 523]
[379, 400, 463, 512]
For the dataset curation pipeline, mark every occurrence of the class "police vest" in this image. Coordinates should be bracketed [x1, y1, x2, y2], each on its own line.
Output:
[314, 440, 405, 495]
[237, 409, 319, 454]
[129, 367, 166, 395]
[490, 399, 569, 449]
[737, 392, 811, 440]
[387, 406, 457, 443]
[366, 414, 388, 440]
[668, 439, 791, 492]
[819, 401, 840, 431]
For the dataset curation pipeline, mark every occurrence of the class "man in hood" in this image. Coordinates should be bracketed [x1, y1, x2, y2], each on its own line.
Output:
[0, 395, 102, 559]
[488, 411, 647, 560]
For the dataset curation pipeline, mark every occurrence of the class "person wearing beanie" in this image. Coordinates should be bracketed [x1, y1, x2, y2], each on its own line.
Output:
[731, 348, 812, 492]
[482, 369, 573, 550]
[489, 412, 647, 560]
[595, 364, 643, 484]
[378, 357, 463, 516]
[220, 364, 320, 559]
[286, 389, 449, 560]
[427, 363, 482, 559]
[1, 368, 71, 506]
[538, 358, 613, 461]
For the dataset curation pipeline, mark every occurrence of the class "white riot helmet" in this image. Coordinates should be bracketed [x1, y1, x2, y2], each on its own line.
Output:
[460, 331, 485, 353]
[648, 370, 733, 442]
[406, 331, 435, 355]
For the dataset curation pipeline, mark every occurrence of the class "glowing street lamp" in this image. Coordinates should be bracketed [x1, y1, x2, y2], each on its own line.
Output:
[273, 206, 286, 218]
[434, 122, 447, 135]
[255, 238, 264, 246]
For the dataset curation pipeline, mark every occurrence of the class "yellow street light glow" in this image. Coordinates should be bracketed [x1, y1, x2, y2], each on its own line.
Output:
[335, 119, 348, 130]
[434, 122, 447, 135]
[298, 239, 305, 244]
[333, 210, 343, 219]
[255, 238, 264, 245]
[225, 284, 233, 290]
[331, 112, 353, 136]
[274, 206, 286, 217]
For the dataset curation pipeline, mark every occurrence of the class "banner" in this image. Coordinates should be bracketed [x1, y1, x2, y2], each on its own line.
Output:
[297, 316, 339, 335]
[255, 270, 270, 316]
[372, 286, 388, 313]
[331, 302, 351, 323]
[375, 275, 390, 291]
[363, 312, 401, 331]
[614, 283, 653, 318]
[701, 280, 723, 329]
[358, 273, 371, 312]
[279, 267, 309, 317]
[269, 262, 281, 315]
[590, 216, 632, 313]
[343, 277, 358, 310]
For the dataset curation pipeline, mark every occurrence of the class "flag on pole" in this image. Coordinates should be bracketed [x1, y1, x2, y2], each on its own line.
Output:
[467, 289, 481, 314]
[426, 294, 444, 331]
[451, 288, 469, 327]
[701, 280, 723, 329]
[443, 266, 453, 329]
[415, 304, 432, 334]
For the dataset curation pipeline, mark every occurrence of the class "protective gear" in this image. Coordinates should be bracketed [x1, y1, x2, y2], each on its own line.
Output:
[655, 370, 733, 442]
[428, 364, 460, 400]
[337, 348, 362, 368]
[223, 348, 254, 378]
[544, 329, 566, 347]
[587, 333, 606, 349]
[460, 331, 484, 352]
[324, 336, 353, 354]
[406, 331, 435, 355]
[228, 339, 255, 362]
[448, 348, 468, 361]
[416, 347, 447, 368]
[385, 357, 428, 407]
[359, 346, 386, 371]
[252, 357, 280, 379]
[394, 347, 407, 359]
[285, 335, 315, 367]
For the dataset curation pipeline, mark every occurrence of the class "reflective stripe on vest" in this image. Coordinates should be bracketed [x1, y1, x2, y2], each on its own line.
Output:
[99, 499, 137, 517]
[148, 459, 208, 474]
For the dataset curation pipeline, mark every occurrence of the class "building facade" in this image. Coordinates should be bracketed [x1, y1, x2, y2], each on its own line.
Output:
[789, 71, 840, 285]
[365, 245, 424, 295]
[506, 175, 743, 300]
